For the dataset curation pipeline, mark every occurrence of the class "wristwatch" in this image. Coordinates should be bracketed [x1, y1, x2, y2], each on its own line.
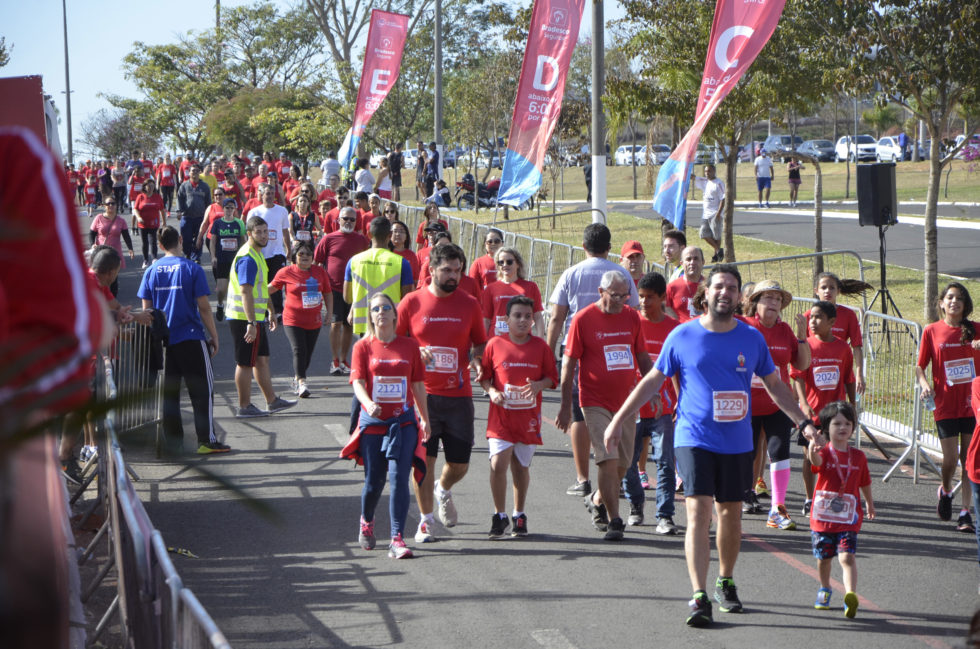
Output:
[246, 320, 256, 325]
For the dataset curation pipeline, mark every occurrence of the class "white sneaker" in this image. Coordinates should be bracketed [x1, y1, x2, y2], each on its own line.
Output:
[436, 485, 458, 527]
[414, 520, 435, 543]
[297, 381, 310, 398]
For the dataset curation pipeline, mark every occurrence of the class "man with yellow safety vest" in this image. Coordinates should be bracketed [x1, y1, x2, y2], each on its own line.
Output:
[226, 215, 298, 418]
[343, 216, 415, 336]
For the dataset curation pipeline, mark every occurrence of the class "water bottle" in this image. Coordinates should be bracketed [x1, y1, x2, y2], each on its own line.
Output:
[923, 394, 936, 412]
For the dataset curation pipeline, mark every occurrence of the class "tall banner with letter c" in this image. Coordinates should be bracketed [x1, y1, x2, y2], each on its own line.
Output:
[497, 0, 586, 207]
[653, 0, 786, 228]
[338, 10, 410, 170]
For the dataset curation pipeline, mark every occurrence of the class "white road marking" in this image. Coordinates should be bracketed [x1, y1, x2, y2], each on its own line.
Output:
[324, 423, 350, 447]
[531, 629, 578, 649]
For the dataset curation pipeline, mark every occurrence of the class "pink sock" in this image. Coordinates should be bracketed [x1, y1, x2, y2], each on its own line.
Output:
[771, 460, 791, 508]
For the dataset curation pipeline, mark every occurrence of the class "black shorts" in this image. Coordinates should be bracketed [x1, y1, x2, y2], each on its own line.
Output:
[425, 394, 475, 463]
[331, 291, 351, 324]
[675, 446, 754, 503]
[751, 410, 793, 463]
[212, 259, 232, 280]
[229, 319, 270, 367]
[390, 172, 402, 188]
[936, 417, 976, 440]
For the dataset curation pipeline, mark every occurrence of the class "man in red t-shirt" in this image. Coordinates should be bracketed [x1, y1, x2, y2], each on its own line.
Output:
[396, 243, 487, 543]
[479, 295, 558, 537]
[179, 153, 196, 183]
[314, 207, 369, 372]
[557, 270, 653, 541]
[665, 246, 705, 322]
[275, 152, 293, 184]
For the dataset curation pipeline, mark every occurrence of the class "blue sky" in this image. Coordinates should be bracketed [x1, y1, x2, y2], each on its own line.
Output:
[3, 0, 622, 162]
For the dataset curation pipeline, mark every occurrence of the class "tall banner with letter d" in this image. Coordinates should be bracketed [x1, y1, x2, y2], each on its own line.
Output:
[338, 10, 410, 170]
[497, 0, 586, 207]
[653, 0, 786, 229]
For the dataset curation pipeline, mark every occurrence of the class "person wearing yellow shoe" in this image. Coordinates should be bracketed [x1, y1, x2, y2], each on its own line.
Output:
[805, 401, 875, 618]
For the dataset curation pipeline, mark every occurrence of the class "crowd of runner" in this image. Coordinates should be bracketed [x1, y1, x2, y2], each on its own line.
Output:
[62, 150, 980, 628]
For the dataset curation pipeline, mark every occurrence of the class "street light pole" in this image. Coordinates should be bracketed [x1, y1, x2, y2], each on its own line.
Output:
[590, 0, 605, 223]
[61, 0, 73, 162]
[434, 0, 444, 178]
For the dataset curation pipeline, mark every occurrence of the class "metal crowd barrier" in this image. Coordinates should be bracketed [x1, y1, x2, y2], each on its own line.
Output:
[111, 321, 165, 445]
[84, 356, 231, 648]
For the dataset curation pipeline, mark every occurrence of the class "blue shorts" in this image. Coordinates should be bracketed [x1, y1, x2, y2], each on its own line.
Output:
[811, 530, 858, 559]
[756, 177, 772, 191]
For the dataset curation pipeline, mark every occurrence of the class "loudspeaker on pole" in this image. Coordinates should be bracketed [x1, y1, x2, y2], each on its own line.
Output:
[858, 163, 898, 227]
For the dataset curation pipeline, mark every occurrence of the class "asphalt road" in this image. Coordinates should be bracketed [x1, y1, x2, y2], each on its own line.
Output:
[603, 201, 980, 280]
[101, 229, 979, 649]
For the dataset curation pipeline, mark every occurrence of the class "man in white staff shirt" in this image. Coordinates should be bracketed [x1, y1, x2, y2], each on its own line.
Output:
[692, 164, 725, 262]
[247, 185, 291, 321]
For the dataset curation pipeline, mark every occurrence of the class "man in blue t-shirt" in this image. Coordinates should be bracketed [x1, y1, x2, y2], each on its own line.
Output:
[603, 264, 821, 628]
[138, 225, 229, 455]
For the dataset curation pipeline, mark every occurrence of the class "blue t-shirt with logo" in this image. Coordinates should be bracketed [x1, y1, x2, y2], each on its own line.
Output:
[656, 319, 775, 454]
[137, 256, 210, 344]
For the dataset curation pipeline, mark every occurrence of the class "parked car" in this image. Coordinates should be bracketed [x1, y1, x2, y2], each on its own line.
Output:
[614, 145, 642, 165]
[443, 147, 468, 168]
[694, 144, 712, 165]
[835, 135, 877, 162]
[954, 134, 980, 160]
[798, 139, 835, 162]
[402, 149, 417, 169]
[762, 134, 803, 161]
[368, 150, 387, 168]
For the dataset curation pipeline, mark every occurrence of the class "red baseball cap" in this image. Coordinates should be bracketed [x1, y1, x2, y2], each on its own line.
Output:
[620, 240, 644, 258]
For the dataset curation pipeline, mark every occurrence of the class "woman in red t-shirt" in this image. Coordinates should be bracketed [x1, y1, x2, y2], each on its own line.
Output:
[268, 240, 333, 398]
[741, 280, 810, 528]
[132, 179, 165, 268]
[282, 165, 302, 204]
[481, 246, 544, 338]
[388, 221, 419, 287]
[156, 153, 178, 213]
[414, 203, 448, 248]
[916, 282, 980, 532]
[346, 292, 430, 559]
[468, 228, 504, 289]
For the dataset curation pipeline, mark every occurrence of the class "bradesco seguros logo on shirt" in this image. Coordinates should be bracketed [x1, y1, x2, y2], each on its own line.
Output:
[594, 331, 630, 341]
[420, 315, 462, 325]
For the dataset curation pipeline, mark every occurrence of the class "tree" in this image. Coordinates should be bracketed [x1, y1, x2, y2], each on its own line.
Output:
[0, 37, 11, 69]
[862, 103, 900, 138]
[805, 1, 980, 321]
[78, 108, 161, 160]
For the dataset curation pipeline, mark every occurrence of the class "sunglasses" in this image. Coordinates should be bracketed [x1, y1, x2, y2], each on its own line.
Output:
[496, 258, 515, 266]
[605, 292, 630, 300]
[340, 217, 356, 222]
[370, 304, 393, 313]
[104, 201, 116, 206]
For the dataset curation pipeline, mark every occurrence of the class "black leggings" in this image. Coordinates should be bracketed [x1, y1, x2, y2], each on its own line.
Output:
[161, 185, 175, 213]
[139, 228, 158, 263]
[283, 325, 320, 379]
[751, 410, 793, 463]
[113, 186, 127, 211]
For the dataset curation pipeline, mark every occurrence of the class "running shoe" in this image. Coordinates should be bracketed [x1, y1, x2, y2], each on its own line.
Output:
[436, 486, 458, 527]
[215, 305, 225, 322]
[141, 260, 150, 270]
[488, 514, 510, 539]
[938, 486, 953, 521]
[511, 513, 528, 537]
[236, 404, 269, 418]
[754, 477, 769, 497]
[340, 361, 352, 375]
[686, 591, 713, 627]
[585, 491, 609, 531]
[329, 361, 343, 376]
[359, 517, 376, 550]
[79, 445, 97, 463]
[297, 382, 311, 398]
[843, 591, 859, 618]
[767, 505, 797, 530]
[627, 502, 644, 526]
[765, 202, 771, 208]
[604, 517, 625, 541]
[958, 511, 975, 533]
[566, 479, 591, 496]
[61, 457, 83, 486]
[196, 442, 231, 454]
[802, 499, 812, 516]
[742, 493, 763, 514]
[656, 517, 678, 535]
[388, 534, 413, 559]
[814, 587, 832, 610]
[268, 396, 297, 413]
[414, 520, 435, 543]
[714, 577, 743, 613]
[639, 471, 651, 490]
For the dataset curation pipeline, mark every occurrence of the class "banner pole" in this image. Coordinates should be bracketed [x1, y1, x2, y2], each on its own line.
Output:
[590, 0, 606, 224]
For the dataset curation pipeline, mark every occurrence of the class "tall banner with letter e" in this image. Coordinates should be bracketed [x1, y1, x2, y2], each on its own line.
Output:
[653, 0, 786, 228]
[497, 0, 586, 207]
[338, 10, 410, 170]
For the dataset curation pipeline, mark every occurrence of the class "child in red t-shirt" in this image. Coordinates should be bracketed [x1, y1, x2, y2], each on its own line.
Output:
[84, 174, 99, 214]
[792, 300, 856, 515]
[479, 295, 558, 538]
[804, 401, 875, 618]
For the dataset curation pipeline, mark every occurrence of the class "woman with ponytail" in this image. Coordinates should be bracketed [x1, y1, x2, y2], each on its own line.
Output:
[916, 282, 980, 533]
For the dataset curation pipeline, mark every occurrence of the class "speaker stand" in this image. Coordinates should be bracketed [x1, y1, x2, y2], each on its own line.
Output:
[867, 223, 902, 318]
